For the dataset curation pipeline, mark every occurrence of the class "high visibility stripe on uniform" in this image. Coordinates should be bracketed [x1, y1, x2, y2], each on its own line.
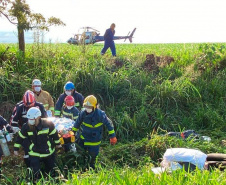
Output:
[75, 103, 80, 107]
[55, 139, 60, 144]
[62, 111, 73, 116]
[49, 128, 56, 135]
[95, 122, 103, 127]
[80, 135, 85, 139]
[55, 110, 61, 116]
[27, 132, 33, 136]
[38, 129, 49, 135]
[47, 141, 54, 153]
[14, 143, 21, 148]
[29, 143, 34, 151]
[62, 112, 78, 120]
[19, 131, 27, 139]
[82, 122, 93, 128]
[49, 107, 54, 111]
[72, 127, 78, 131]
[44, 104, 49, 108]
[84, 141, 101, 146]
[109, 130, 115, 135]
[28, 148, 55, 158]
[82, 122, 103, 128]
[28, 152, 41, 157]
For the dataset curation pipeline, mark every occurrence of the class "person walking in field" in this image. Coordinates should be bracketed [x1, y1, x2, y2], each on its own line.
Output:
[32, 79, 55, 117]
[72, 95, 117, 169]
[101, 23, 116, 56]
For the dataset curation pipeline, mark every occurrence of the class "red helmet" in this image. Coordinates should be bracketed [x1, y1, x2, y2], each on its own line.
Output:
[65, 95, 75, 106]
[23, 90, 35, 107]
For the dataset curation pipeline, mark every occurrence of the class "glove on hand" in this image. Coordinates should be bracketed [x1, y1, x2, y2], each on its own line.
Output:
[6, 125, 13, 133]
[110, 137, 117, 145]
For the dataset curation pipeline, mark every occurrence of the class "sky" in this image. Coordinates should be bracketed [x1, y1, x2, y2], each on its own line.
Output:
[0, 0, 226, 43]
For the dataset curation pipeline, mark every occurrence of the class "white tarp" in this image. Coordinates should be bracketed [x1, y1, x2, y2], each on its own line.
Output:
[161, 148, 207, 170]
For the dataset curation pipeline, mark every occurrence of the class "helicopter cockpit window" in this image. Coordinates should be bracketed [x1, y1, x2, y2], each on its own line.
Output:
[85, 35, 90, 39]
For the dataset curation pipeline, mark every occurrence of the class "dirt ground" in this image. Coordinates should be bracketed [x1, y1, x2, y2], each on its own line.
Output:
[143, 54, 174, 72]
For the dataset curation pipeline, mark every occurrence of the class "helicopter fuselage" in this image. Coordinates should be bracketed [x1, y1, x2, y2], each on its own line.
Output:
[67, 28, 136, 45]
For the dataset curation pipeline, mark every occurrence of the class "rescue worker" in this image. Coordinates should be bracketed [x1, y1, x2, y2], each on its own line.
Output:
[61, 96, 79, 121]
[11, 90, 47, 128]
[14, 107, 61, 180]
[72, 95, 117, 169]
[11, 90, 47, 167]
[55, 81, 84, 116]
[10, 100, 23, 125]
[101, 23, 116, 56]
[0, 115, 13, 132]
[32, 79, 54, 117]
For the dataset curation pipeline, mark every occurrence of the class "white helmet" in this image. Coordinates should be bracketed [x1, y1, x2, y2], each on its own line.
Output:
[26, 107, 41, 125]
[32, 79, 41, 86]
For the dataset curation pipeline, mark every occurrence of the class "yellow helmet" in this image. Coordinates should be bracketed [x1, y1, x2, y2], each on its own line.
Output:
[83, 95, 97, 109]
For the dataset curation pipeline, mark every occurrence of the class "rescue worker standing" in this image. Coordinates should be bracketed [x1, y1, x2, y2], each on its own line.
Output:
[61, 96, 79, 121]
[55, 81, 84, 116]
[11, 90, 47, 128]
[14, 107, 61, 179]
[72, 95, 117, 169]
[101, 23, 116, 56]
[32, 79, 55, 117]
[11, 90, 47, 167]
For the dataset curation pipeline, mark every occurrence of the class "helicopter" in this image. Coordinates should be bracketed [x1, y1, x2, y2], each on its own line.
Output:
[67, 27, 136, 45]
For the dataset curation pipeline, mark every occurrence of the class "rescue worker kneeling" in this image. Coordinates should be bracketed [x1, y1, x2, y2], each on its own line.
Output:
[72, 95, 117, 169]
[14, 107, 61, 179]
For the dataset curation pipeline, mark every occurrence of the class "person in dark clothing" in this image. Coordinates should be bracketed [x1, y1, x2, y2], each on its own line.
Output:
[101, 23, 116, 56]
[61, 95, 79, 121]
[14, 107, 61, 180]
[72, 95, 117, 169]
[0, 116, 12, 131]
[10, 100, 23, 126]
[11, 90, 47, 167]
[11, 91, 47, 128]
[55, 81, 84, 116]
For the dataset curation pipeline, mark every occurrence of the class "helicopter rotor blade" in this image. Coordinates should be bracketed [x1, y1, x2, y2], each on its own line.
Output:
[81, 26, 100, 32]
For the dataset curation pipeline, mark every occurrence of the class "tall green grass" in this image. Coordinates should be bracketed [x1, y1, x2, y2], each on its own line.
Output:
[0, 42, 225, 184]
[0, 43, 225, 140]
[2, 165, 226, 185]
[1, 135, 225, 184]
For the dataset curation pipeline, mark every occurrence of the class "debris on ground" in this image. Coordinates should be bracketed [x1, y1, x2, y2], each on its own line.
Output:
[206, 153, 226, 171]
[143, 54, 174, 72]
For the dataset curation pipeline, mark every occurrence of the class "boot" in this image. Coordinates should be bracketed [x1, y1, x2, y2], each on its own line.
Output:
[24, 155, 30, 168]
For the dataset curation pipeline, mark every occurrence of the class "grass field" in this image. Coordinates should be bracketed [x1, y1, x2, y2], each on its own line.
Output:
[0, 43, 225, 184]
